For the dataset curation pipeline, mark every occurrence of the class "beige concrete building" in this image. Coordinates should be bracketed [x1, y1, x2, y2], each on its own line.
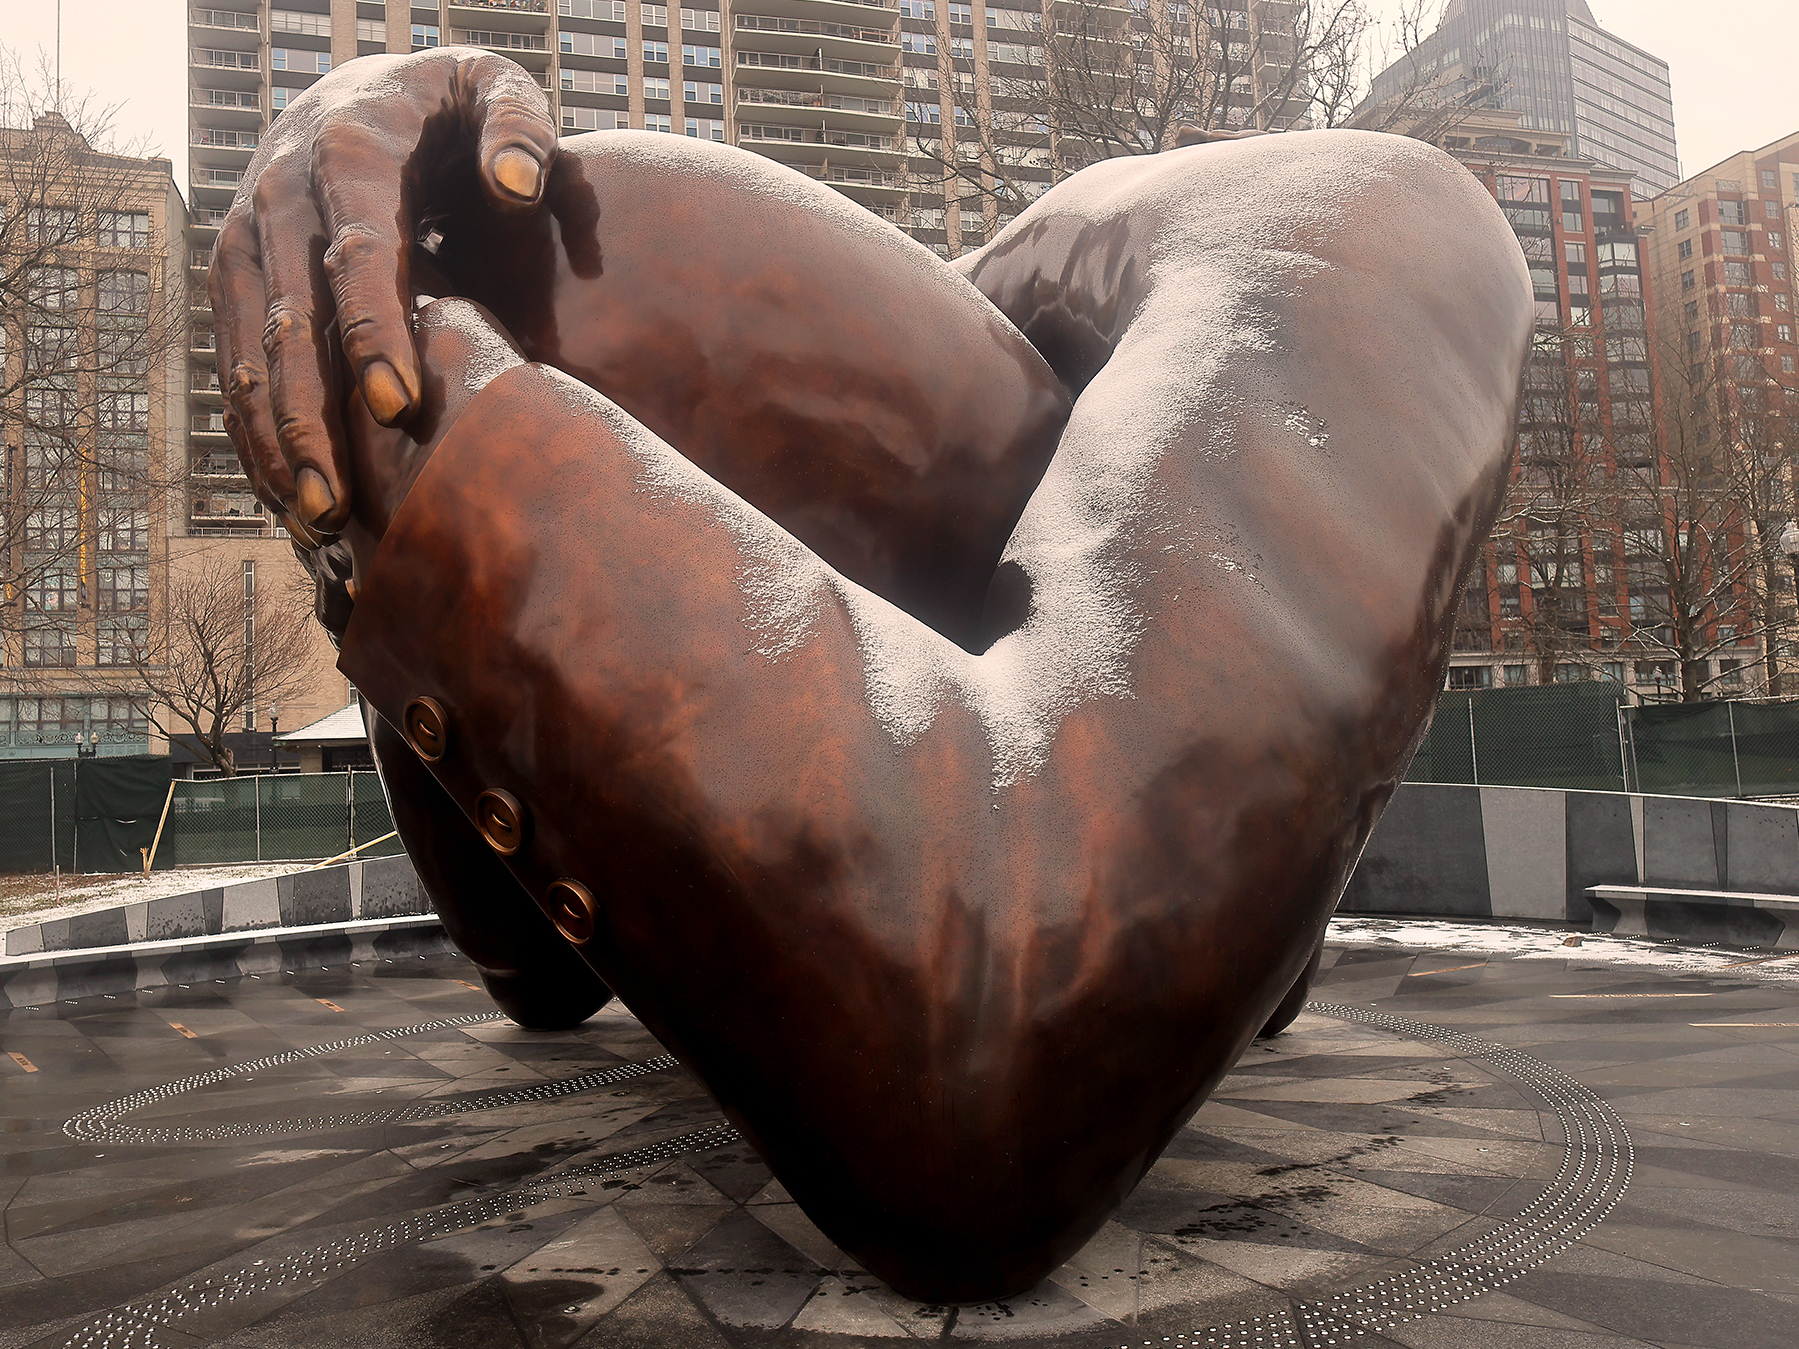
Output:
[0, 115, 186, 759]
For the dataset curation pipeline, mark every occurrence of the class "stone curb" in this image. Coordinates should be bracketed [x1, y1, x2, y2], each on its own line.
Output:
[4, 853, 430, 957]
[0, 914, 452, 1009]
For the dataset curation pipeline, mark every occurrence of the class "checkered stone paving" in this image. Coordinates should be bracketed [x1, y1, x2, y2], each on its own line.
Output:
[3, 932, 1796, 1348]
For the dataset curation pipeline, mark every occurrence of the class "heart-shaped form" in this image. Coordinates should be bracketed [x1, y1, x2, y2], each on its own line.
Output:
[333, 129, 1529, 1303]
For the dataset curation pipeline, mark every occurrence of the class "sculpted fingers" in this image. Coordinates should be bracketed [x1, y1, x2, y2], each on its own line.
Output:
[312, 112, 422, 428]
[209, 213, 291, 516]
[459, 52, 558, 211]
[253, 165, 354, 533]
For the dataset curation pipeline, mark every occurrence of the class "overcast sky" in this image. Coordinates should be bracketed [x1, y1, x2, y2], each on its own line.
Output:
[3, 0, 1793, 203]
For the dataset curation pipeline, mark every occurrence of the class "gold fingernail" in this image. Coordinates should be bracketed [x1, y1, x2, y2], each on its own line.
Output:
[492, 147, 542, 201]
[363, 360, 411, 424]
[296, 467, 336, 527]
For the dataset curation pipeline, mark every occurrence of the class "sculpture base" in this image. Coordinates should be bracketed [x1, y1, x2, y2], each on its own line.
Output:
[6, 941, 1791, 1348]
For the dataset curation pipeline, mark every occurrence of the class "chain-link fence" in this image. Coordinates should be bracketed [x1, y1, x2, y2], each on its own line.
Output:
[154, 771, 403, 868]
[1406, 684, 1799, 798]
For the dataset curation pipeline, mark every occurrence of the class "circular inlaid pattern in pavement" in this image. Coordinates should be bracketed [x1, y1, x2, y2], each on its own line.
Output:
[62, 1010, 680, 1146]
[52, 1001, 1630, 1349]
[1182, 1004, 1633, 1349]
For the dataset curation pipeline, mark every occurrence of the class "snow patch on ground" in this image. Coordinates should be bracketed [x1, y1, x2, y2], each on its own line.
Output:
[1329, 914, 1799, 984]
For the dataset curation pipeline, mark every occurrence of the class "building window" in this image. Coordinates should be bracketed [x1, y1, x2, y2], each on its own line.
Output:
[899, 0, 933, 14]
[98, 211, 150, 249]
[1502, 665, 1526, 686]
[1553, 664, 1585, 683]
[902, 31, 936, 54]
[1674, 208, 1689, 231]
[271, 9, 330, 35]
[641, 3, 668, 24]
[356, 17, 384, 41]
[1768, 199, 1782, 219]
[645, 113, 673, 133]
[685, 117, 724, 141]
[26, 206, 76, 242]
[23, 624, 78, 669]
[1683, 300, 1698, 322]
[1721, 230, 1749, 255]
[1677, 238, 1692, 260]
[1725, 260, 1751, 286]
[270, 48, 331, 73]
[97, 617, 148, 667]
[681, 43, 719, 66]
[1600, 661, 1625, 684]
[684, 80, 722, 103]
[1446, 666, 1491, 690]
[643, 41, 669, 62]
[98, 269, 149, 316]
[680, 8, 720, 30]
[644, 76, 670, 100]
[1771, 231, 1785, 251]
[1780, 325, 1794, 344]
[412, 23, 439, 47]
[1720, 659, 1743, 686]
[1681, 269, 1694, 290]
[1763, 170, 1778, 189]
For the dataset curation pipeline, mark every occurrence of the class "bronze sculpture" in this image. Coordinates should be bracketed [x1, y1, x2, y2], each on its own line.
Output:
[210, 50, 1531, 1304]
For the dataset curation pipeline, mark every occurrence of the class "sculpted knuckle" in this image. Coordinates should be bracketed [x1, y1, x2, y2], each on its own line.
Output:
[226, 362, 263, 402]
[322, 224, 386, 276]
[262, 303, 311, 349]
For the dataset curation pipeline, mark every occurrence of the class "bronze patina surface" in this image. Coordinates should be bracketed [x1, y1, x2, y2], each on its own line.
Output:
[209, 48, 1530, 1304]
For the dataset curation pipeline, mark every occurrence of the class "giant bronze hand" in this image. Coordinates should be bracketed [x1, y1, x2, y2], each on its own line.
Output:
[212, 52, 1530, 1304]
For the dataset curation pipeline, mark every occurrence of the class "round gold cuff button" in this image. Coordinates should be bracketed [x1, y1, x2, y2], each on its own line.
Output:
[476, 788, 527, 855]
[545, 879, 599, 945]
[403, 696, 448, 763]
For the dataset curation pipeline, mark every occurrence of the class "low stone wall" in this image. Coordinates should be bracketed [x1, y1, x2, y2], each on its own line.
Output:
[3, 853, 430, 957]
[0, 916, 454, 1010]
[1343, 783, 1799, 942]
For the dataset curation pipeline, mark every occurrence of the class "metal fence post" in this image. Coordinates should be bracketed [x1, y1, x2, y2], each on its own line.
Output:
[1467, 697, 1479, 787]
[254, 773, 262, 863]
[346, 770, 355, 853]
[1728, 700, 1744, 797]
[1615, 701, 1631, 792]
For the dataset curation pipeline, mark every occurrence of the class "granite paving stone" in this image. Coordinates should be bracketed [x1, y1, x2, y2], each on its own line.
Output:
[3, 932, 1796, 1347]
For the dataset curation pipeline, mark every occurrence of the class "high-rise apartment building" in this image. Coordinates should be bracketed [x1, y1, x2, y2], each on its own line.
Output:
[1391, 108, 1714, 697]
[1640, 131, 1799, 433]
[1361, 0, 1677, 196]
[1635, 132, 1799, 696]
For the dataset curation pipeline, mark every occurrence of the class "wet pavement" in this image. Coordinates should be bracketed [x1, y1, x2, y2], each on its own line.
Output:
[2, 934, 1796, 1348]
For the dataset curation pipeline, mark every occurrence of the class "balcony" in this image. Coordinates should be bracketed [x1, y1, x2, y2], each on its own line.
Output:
[737, 87, 900, 116]
[737, 50, 899, 80]
[192, 129, 259, 152]
[192, 88, 260, 111]
[736, 13, 894, 43]
[192, 454, 247, 477]
[191, 412, 228, 434]
[740, 125, 896, 151]
[192, 7, 260, 31]
[797, 163, 900, 188]
[452, 0, 548, 8]
[191, 371, 224, 394]
[451, 28, 547, 50]
[191, 47, 260, 71]
[192, 168, 244, 190]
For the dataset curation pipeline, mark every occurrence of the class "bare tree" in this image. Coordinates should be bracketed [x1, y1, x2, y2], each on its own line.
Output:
[116, 552, 317, 777]
[906, 0, 1494, 245]
[0, 51, 186, 673]
[1485, 327, 1613, 684]
[1612, 335, 1798, 702]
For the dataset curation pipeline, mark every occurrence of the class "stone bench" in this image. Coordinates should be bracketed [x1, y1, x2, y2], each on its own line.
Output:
[1588, 884, 1799, 949]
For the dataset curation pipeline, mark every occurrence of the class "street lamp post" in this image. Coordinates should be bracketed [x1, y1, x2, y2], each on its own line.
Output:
[269, 706, 280, 773]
